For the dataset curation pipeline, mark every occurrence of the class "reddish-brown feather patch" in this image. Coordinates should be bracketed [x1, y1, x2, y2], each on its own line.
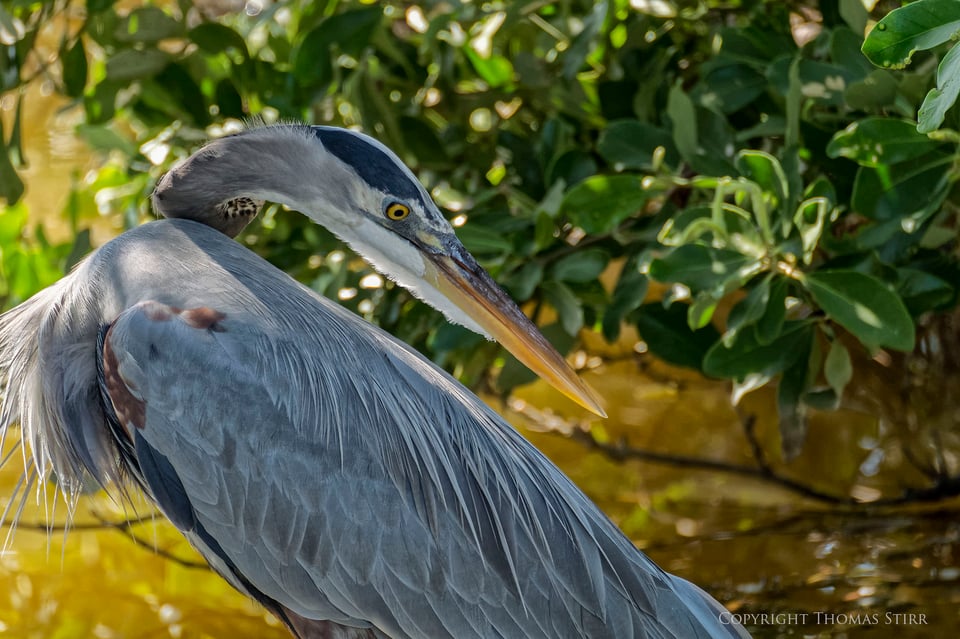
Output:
[181, 307, 227, 331]
[102, 325, 146, 435]
[103, 303, 229, 435]
[139, 301, 226, 331]
[142, 303, 180, 322]
[278, 604, 378, 638]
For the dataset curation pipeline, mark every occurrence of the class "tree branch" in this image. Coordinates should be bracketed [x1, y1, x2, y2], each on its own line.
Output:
[509, 400, 960, 508]
[1, 510, 210, 570]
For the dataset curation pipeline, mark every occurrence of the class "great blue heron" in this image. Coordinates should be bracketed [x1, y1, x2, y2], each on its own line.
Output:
[0, 124, 748, 638]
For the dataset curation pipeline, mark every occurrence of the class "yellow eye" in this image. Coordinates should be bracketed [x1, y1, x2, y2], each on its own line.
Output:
[385, 202, 410, 220]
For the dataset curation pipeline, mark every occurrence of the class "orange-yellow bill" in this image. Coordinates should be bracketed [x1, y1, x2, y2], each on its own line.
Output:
[423, 250, 606, 417]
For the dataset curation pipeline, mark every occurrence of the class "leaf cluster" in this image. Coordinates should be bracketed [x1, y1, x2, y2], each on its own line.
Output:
[1, 0, 959, 457]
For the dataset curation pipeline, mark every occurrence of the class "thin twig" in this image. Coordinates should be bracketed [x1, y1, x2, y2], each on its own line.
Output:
[91, 511, 210, 570]
[2, 510, 210, 570]
[3, 512, 158, 532]
[568, 426, 860, 504]
[510, 401, 960, 508]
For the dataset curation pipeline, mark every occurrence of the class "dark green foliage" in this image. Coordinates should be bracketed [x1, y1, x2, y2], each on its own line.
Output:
[2, 0, 960, 456]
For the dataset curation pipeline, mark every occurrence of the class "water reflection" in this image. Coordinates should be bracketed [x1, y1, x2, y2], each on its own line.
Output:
[2, 84, 118, 246]
[511, 359, 960, 637]
[0, 447, 290, 638]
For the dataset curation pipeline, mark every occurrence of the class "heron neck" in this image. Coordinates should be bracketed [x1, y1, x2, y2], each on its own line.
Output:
[151, 125, 349, 238]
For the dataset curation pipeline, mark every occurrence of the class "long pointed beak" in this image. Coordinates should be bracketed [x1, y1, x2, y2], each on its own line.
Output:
[422, 246, 606, 417]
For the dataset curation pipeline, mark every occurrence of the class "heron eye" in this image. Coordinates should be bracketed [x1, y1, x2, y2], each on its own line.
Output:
[385, 202, 410, 221]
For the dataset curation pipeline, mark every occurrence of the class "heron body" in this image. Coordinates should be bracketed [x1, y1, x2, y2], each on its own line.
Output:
[0, 125, 748, 638]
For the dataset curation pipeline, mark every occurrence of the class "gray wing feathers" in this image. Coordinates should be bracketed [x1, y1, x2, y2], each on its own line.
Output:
[101, 221, 743, 638]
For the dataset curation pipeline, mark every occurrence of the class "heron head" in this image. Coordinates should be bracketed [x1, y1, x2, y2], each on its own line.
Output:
[302, 126, 603, 416]
[153, 124, 604, 416]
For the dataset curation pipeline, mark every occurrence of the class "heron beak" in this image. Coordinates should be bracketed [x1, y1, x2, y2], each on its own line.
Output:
[422, 246, 606, 417]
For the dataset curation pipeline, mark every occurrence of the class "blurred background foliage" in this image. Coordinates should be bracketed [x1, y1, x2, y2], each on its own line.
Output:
[3, 0, 960, 466]
[3, 0, 960, 635]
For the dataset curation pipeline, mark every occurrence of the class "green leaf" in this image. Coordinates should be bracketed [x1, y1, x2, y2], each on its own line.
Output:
[897, 267, 955, 314]
[756, 276, 788, 345]
[726, 276, 771, 341]
[294, 8, 382, 86]
[534, 181, 566, 220]
[688, 291, 719, 330]
[603, 255, 648, 341]
[736, 150, 788, 197]
[145, 63, 209, 125]
[87, 0, 115, 12]
[832, 27, 873, 75]
[430, 323, 483, 353]
[696, 63, 767, 113]
[658, 204, 762, 249]
[0, 3, 20, 45]
[350, 68, 401, 148]
[840, 1, 869, 38]
[62, 38, 87, 98]
[297, 57, 331, 99]
[0, 119, 23, 204]
[548, 150, 597, 188]
[503, 262, 543, 302]
[189, 23, 249, 57]
[768, 56, 860, 107]
[735, 116, 786, 141]
[918, 41, 960, 133]
[648, 244, 754, 293]
[550, 248, 609, 283]
[83, 80, 120, 123]
[667, 84, 698, 165]
[456, 224, 513, 254]
[824, 340, 853, 398]
[827, 118, 940, 167]
[215, 78, 244, 119]
[804, 175, 837, 206]
[703, 321, 812, 380]
[105, 49, 170, 81]
[398, 117, 449, 168]
[0, 200, 27, 242]
[793, 197, 832, 264]
[845, 70, 899, 110]
[465, 48, 515, 88]
[597, 120, 679, 170]
[851, 161, 950, 221]
[533, 212, 556, 252]
[682, 101, 739, 176]
[115, 7, 182, 42]
[862, 0, 960, 69]
[785, 56, 802, 149]
[541, 280, 584, 336]
[803, 270, 915, 351]
[561, 174, 648, 234]
[76, 124, 137, 156]
[634, 303, 720, 370]
[322, 8, 383, 57]
[562, 2, 604, 80]
[824, 217, 906, 255]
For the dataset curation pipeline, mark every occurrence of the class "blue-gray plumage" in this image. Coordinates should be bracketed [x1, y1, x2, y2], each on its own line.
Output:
[0, 124, 748, 638]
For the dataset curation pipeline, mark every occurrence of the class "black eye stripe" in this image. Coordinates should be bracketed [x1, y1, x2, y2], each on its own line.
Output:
[310, 126, 424, 204]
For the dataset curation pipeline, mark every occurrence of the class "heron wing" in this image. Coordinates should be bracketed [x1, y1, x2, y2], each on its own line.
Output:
[101, 225, 742, 639]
